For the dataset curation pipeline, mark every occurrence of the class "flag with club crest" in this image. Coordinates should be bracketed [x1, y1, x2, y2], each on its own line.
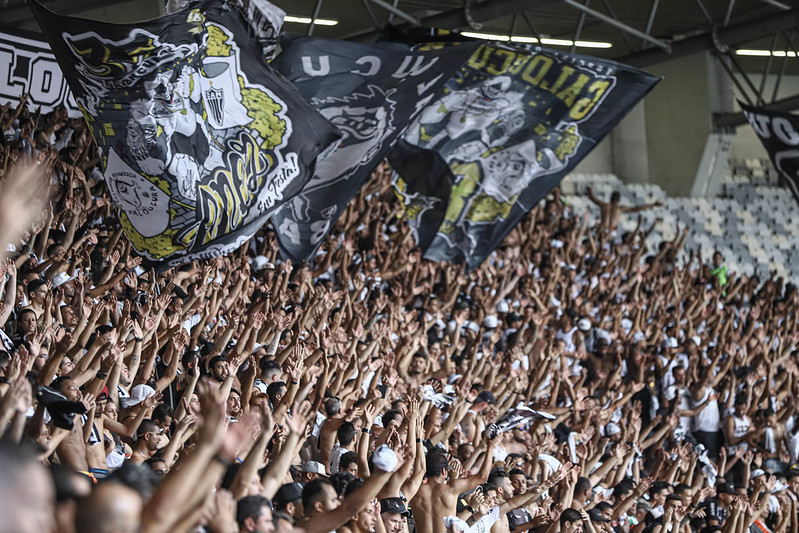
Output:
[30, 0, 339, 267]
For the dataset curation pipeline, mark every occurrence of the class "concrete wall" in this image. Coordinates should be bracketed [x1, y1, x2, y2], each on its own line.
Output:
[572, 135, 613, 174]
[611, 100, 649, 184]
[574, 57, 799, 196]
[644, 53, 714, 196]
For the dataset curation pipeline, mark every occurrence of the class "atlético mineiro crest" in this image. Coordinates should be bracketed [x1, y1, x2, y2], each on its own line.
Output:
[205, 86, 224, 126]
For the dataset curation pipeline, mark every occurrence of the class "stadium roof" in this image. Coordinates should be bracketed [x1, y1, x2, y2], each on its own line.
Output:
[4, 0, 799, 111]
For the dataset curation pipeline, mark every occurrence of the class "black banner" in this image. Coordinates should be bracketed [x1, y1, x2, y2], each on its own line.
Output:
[388, 40, 659, 268]
[741, 102, 799, 205]
[0, 25, 79, 116]
[30, 0, 339, 267]
[269, 35, 479, 263]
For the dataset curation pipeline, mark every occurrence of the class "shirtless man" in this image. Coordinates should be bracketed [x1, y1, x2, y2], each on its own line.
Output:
[317, 398, 360, 467]
[460, 391, 496, 444]
[411, 434, 497, 533]
[586, 187, 661, 232]
[51, 376, 95, 473]
[84, 391, 111, 478]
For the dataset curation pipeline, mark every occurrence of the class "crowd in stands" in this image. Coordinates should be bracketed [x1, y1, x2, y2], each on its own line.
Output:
[1, 94, 799, 533]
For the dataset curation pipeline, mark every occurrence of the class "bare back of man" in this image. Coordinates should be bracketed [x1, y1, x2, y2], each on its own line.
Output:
[412, 482, 459, 533]
[412, 441, 497, 533]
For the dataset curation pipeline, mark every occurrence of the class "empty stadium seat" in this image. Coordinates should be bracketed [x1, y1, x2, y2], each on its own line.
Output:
[561, 169, 799, 287]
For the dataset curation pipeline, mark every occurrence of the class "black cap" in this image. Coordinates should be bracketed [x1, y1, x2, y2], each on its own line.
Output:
[506, 312, 523, 324]
[380, 497, 409, 516]
[716, 482, 735, 494]
[475, 390, 496, 405]
[274, 482, 304, 509]
[588, 508, 610, 523]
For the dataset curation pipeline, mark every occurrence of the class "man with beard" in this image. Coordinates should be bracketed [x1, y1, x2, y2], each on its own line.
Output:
[236, 494, 275, 533]
[129, 419, 164, 465]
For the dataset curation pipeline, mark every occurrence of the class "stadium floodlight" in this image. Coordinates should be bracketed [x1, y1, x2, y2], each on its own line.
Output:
[463, 33, 612, 49]
[284, 15, 338, 26]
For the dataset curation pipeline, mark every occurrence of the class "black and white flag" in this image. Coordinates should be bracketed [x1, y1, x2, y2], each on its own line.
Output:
[388, 38, 659, 268]
[741, 102, 799, 205]
[31, 0, 338, 266]
[269, 35, 478, 263]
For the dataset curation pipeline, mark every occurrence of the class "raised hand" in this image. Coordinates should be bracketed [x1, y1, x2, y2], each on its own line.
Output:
[286, 400, 313, 435]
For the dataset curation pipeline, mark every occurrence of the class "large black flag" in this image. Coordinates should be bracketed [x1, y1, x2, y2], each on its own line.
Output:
[31, 0, 339, 266]
[388, 40, 659, 268]
[740, 103, 799, 205]
[269, 36, 479, 263]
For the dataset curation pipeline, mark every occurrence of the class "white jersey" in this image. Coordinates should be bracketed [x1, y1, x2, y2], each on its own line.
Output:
[555, 327, 578, 352]
[692, 387, 721, 432]
[727, 414, 750, 452]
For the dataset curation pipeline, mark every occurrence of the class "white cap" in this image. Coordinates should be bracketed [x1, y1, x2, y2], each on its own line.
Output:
[484, 315, 498, 329]
[302, 461, 327, 475]
[577, 318, 591, 332]
[251, 255, 274, 272]
[497, 301, 510, 314]
[52, 272, 76, 288]
[121, 384, 156, 408]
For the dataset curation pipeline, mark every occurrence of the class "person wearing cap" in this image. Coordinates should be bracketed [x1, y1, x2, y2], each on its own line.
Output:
[380, 497, 409, 533]
[703, 483, 734, 526]
[273, 482, 304, 528]
[587, 507, 612, 532]
[299, 461, 328, 482]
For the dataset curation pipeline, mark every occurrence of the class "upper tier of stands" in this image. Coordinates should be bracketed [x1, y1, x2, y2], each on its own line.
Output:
[561, 163, 799, 286]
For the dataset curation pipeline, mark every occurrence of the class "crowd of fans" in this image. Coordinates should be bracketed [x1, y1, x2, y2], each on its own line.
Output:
[1, 93, 799, 533]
